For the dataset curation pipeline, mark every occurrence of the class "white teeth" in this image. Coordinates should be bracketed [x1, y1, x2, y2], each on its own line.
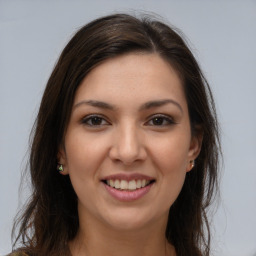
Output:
[106, 179, 152, 190]
[120, 180, 128, 190]
[128, 180, 136, 190]
[114, 179, 120, 189]
[136, 180, 142, 188]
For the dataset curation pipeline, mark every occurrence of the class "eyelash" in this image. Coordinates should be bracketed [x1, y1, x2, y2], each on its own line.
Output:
[145, 114, 176, 126]
[81, 114, 176, 127]
[81, 115, 110, 126]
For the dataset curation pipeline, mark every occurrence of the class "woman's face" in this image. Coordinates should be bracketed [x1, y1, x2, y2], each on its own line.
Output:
[59, 53, 201, 231]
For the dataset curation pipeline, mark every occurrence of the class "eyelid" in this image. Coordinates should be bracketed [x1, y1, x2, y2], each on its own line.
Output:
[81, 114, 111, 126]
[145, 114, 176, 126]
[80, 113, 176, 127]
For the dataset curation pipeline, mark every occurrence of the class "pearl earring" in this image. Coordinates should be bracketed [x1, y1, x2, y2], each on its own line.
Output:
[190, 160, 195, 169]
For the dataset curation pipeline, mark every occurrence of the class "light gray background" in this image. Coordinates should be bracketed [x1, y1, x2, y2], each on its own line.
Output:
[0, 1, 256, 255]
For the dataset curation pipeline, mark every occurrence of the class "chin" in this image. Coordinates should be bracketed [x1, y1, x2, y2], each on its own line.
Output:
[101, 207, 165, 232]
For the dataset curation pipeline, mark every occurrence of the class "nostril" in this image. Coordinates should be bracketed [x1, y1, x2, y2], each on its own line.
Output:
[108, 137, 147, 164]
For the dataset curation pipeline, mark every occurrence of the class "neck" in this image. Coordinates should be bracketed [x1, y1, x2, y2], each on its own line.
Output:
[69, 210, 176, 256]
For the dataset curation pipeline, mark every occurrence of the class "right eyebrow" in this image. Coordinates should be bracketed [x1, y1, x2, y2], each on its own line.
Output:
[73, 100, 116, 110]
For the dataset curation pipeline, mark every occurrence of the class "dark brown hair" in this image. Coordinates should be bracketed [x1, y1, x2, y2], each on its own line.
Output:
[12, 13, 221, 256]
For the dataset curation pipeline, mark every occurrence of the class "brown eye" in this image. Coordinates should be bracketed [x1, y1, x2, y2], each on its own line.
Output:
[82, 115, 109, 126]
[152, 117, 165, 125]
[146, 115, 175, 126]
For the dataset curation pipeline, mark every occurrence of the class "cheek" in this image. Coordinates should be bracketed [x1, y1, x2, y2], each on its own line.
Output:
[149, 134, 190, 207]
[150, 133, 190, 173]
[64, 133, 107, 208]
[66, 131, 103, 168]
[64, 131, 109, 187]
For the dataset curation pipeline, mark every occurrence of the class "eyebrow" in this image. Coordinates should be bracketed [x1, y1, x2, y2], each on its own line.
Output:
[74, 99, 183, 113]
[140, 99, 183, 113]
[74, 100, 116, 110]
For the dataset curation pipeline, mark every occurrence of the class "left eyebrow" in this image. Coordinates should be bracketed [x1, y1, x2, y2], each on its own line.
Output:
[139, 99, 183, 113]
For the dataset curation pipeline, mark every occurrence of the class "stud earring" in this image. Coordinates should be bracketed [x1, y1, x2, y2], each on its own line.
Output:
[190, 160, 195, 169]
[57, 164, 64, 173]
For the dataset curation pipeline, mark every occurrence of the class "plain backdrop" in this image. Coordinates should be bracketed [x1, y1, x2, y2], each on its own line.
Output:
[0, 1, 256, 255]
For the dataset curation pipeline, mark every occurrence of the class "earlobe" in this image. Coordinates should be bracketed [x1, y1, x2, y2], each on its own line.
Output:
[186, 160, 195, 172]
[57, 147, 69, 175]
[57, 163, 66, 175]
[186, 130, 203, 172]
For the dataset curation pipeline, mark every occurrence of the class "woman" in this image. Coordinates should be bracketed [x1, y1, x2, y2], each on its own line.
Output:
[10, 13, 220, 256]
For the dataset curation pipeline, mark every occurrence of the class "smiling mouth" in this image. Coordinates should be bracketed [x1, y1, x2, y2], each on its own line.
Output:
[102, 179, 155, 191]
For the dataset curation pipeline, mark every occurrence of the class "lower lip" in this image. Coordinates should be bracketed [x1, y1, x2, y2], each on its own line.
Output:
[103, 182, 154, 202]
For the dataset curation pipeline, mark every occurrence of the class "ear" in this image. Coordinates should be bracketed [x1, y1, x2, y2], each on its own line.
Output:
[186, 128, 203, 172]
[57, 146, 69, 175]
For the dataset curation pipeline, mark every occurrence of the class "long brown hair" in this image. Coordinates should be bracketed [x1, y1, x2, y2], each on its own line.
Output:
[12, 13, 221, 256]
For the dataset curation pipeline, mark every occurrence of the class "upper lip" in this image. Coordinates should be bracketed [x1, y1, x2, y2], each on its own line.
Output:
[101, 173, 155, 182]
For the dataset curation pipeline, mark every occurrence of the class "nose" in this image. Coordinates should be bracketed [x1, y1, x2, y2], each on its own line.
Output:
[109, 123, 147, 165]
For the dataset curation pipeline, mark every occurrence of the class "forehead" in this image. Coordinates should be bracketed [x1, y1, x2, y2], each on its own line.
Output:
[74, 53, 187, 109]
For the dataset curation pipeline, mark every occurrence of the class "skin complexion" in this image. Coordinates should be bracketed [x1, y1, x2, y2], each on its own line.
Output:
[59, 53, 201, 256]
